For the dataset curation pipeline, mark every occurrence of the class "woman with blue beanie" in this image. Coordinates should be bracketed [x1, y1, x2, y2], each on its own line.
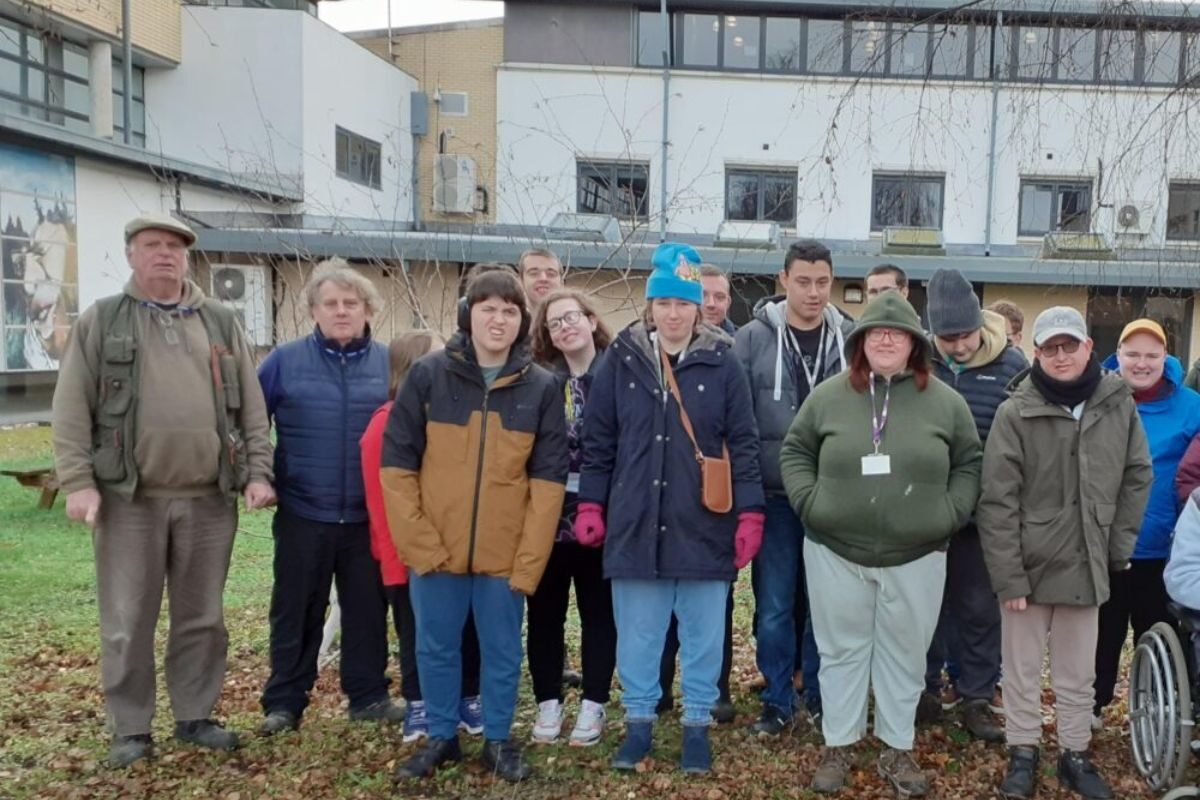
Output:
[576, 242, 765, 774]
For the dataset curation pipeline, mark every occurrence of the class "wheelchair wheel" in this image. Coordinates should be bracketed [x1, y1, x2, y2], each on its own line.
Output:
[1163, 788, 1200, 800]
[1129, 621, 1194, 793]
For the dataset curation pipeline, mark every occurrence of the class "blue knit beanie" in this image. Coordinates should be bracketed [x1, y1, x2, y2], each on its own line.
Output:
[646, 242, 703, 305]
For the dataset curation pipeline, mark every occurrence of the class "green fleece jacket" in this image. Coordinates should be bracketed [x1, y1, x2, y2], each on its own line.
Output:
[780, 370, 982, 567]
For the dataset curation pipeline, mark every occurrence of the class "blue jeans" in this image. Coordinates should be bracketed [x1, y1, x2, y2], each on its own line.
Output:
[409, 572, 524, 740]
[752, 494, 821, 715]
[612, 578, 728, 724]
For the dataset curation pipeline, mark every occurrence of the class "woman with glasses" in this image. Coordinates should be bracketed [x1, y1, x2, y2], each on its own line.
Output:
[779, 292, 982, 798]
[524, 289, 619, 747]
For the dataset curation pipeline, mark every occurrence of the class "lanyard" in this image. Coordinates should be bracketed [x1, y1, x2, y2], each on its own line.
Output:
[868, 372, 891, 454]
[786, 323, 826, 391]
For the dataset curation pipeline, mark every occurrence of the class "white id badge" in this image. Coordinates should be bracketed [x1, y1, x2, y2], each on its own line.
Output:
[861, 454, 892, 476]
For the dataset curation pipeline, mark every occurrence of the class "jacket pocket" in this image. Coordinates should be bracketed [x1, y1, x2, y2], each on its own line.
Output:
[1093, 502, 1116, 528]
[92, 376, 135, 482]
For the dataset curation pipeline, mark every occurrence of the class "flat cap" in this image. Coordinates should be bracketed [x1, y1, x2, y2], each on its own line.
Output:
[124, 213, 196, 247]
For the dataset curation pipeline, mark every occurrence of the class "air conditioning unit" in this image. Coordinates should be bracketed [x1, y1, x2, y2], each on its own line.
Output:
[433, 154, 477, 214]
[713, 220, 780, 249]
[1042, 232, 1115, 260]
[211, 264, 272, 347]
[544, 212, 622, 243]
[882, 226, 945, 255]
[1115, 203, 1154, 236]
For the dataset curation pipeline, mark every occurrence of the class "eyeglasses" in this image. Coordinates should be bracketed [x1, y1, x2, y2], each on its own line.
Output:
[865, 328, 907, 343]
[1037, 340, 1082, 357]
[547, 309, 585, 332]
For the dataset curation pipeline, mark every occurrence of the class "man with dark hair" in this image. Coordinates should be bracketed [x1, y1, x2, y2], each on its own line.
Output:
[866, 264, 909, 302]
[517, 248, 564, 308]
[735, 238, 855, 736]
[383, 268, 567, 783]
[699, 264, 736, 334]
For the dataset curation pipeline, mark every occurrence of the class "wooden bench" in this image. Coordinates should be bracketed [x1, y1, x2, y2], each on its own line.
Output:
[1, 467, 60, 509]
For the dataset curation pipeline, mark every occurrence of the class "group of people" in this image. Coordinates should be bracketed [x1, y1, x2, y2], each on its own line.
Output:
[50, 212, 1200, 800]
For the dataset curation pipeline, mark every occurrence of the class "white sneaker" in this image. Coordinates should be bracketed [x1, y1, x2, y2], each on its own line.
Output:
[569, 699, 607, 747]
[1091, 713, 1103, 731]
[532, 699, 564, 743]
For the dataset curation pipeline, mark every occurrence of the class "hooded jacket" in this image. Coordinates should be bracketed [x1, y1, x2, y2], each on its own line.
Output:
[931, 310, 1029, 443]
[579, 321, 764, 582]
[380, 333, 567, 594]
[978, 369, 1152, 606]
[779, 292, 981, 567]
[1099, 353, 1200, 559]
[733, 298, 855, 494]
[1165, 492, 1200, 609]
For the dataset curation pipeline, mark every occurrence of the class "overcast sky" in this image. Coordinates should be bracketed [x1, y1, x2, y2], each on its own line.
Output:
[319, 0, 503, 33]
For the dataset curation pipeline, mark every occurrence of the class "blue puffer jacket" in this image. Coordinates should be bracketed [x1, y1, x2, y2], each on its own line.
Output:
[579, 321, 765, 582]
[1101, 352, 1200, 559]
[931, 310, 1027, 443]
[259, 326, 389, 523]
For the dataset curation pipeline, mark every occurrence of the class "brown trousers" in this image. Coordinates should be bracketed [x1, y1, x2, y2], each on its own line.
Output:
[1001, 603, 1099, 752]
[94, 492, 237, 736]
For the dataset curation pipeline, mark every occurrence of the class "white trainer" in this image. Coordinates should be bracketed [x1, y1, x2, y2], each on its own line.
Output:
[569, 699, 607, 747]
[532, 698, 564, 743]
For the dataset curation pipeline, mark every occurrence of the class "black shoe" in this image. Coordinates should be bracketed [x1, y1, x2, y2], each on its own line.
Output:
[563, 667, 583, 690]
[174, 719, 240, 751]
[258, 710, 299, 736]
[680, 724, 712, 775]
[394, 736, 463, 780]
[1057, 749, 1114, 799]
[107, 734, 152, 769]
[656, 695, 675, 715]
[961, 699, 1004, 743]
[915, 691, 942, 724]
[349, 699, 405, 723]
[751, 705, 794, 737]
[998, 745, 1039, 799]
[481, 738, 533, 782]
[711, 697, 736, 724]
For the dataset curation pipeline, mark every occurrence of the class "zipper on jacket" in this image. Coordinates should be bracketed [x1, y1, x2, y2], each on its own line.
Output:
[466, 387, 490, 574]
[339, 353, 348, 524]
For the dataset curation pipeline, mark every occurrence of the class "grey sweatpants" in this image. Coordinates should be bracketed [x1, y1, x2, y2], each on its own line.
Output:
[94, 492, 237, 736]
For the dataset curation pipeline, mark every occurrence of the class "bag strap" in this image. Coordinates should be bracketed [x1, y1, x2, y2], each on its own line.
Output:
[659, 347, 729, 463]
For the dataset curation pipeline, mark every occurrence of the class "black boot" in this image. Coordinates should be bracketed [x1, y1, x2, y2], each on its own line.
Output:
[481, 739, 533, 782]
[998, 745, 1039, 799]
[1057, 749, 1114, 799]
[393, 736, 462, 780]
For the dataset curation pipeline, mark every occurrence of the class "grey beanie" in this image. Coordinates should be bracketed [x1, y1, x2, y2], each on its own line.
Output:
[926, 268, 983, 336]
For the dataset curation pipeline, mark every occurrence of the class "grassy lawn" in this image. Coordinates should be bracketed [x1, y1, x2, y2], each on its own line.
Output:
[0, 425, 1181, 798]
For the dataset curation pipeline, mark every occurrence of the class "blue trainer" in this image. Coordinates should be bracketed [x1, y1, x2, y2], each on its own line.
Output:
[403, 700, 429, 743]
[458, 695, 484, 735]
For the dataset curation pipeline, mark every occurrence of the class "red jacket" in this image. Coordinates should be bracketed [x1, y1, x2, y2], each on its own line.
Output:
[361, 402, 407, 585]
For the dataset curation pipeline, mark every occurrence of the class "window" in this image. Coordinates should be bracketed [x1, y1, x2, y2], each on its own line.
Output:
[892, 24, 929, 76]
[112, 60, 147, 147]
[334, 126, 382, 189]
[677, 13, 719, 67]
[1056, 28, 1097, 81]
[723, 16, 760, 69]
[764, 17, 801, 72]
[1018, 180, 1092, 235]
[1013, 26, 1054, 80]
[1144, 30, 1182, 85]
[1167, 183, 1200, 240]
[577, 159, 649, 220]
[725, 168, 796, 223]
[871, 174, 945, 230]
[1089, 287, 1192, 364]
[930, 24, 974, 77]
[1098, 29, 1136, 82]
[806, 19, 845, 74]
[637, 10, 669, 67]
[848, 21, 886, 74]
[438, 91, 468, 116]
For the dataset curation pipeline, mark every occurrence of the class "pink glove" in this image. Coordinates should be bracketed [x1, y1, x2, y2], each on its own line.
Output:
[734, 511, 766, 569]
[574, 502, 607, 547]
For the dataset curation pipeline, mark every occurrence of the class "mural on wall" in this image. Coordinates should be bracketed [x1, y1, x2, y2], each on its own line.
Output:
[0, 142, 77, 372]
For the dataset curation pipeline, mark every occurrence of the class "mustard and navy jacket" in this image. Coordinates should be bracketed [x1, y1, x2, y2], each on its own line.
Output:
[379, 331, 568, 594]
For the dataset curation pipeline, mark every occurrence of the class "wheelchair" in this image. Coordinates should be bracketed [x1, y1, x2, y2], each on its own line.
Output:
[1128, 601, 1199, 797]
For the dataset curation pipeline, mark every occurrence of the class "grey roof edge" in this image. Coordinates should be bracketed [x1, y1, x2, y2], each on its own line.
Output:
[345, 16, 505, 40]
[0, 115, 304, 203]
[194, 226, 1200, 289]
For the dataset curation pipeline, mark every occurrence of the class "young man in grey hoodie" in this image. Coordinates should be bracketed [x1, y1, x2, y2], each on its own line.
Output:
[733, 239, 855, 735]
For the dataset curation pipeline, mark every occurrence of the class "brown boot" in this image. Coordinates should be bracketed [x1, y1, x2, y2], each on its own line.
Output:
[811, 745, 853, 793]
[962, 699, 1004, 743]
[877, 748, 929, 797]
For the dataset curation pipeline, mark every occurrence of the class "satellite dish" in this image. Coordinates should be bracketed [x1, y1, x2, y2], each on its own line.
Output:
[214, 267, 246, 301]
[1117, 204, 1141, 229]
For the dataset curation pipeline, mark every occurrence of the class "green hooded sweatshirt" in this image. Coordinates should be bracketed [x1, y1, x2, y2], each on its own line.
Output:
[779, 292, 982, 567]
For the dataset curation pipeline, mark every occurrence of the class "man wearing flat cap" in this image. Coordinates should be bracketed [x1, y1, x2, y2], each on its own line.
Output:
[52, 213, 276, 768]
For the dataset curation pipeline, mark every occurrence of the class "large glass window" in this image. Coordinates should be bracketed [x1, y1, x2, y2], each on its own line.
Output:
[871, 174, 945, 230]
[806, 19, 845, 74]
[723, 16, 760, 69]
[1018, 180, 1092, 235]
[1144, 30, 1182, 85]
[929, 24, 972, 77]
[1098, 28, 1136, 82]
[1013, 26, 1054, 80]
[725, 168, 796, 223]
[1056, 28, 1097, 81]
[577, 159, 649, 221]
[848, 21, 886, 74]
[637, 10, 669, 67]
[1167, 183, 1200, 240]
[764, 17, 801, 71]
[892, 23, 928, 76]
[678, 13, 719, 68]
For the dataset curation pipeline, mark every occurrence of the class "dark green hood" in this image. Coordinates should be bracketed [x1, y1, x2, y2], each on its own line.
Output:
[844, 291, 932, 365]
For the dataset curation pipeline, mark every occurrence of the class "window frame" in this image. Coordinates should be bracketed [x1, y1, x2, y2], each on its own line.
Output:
[575, 158, 651, 221]
[723, 167, 798, 224]
[869, 173, 947, 232]
[1166, 182, 1200, 241]
[1017, 179, 1093, 236]
[334, 126, 383, 190]
[438, 91, 468, 117]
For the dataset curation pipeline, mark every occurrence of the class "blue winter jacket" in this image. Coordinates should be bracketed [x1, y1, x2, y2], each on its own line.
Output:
[579, 321, 765, 582]
[1101, 353, 1200, 559]
[259, 326, 389, 523]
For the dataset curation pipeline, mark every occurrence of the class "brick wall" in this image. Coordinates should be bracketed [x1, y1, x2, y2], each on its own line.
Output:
[27, 0, 182, 63]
